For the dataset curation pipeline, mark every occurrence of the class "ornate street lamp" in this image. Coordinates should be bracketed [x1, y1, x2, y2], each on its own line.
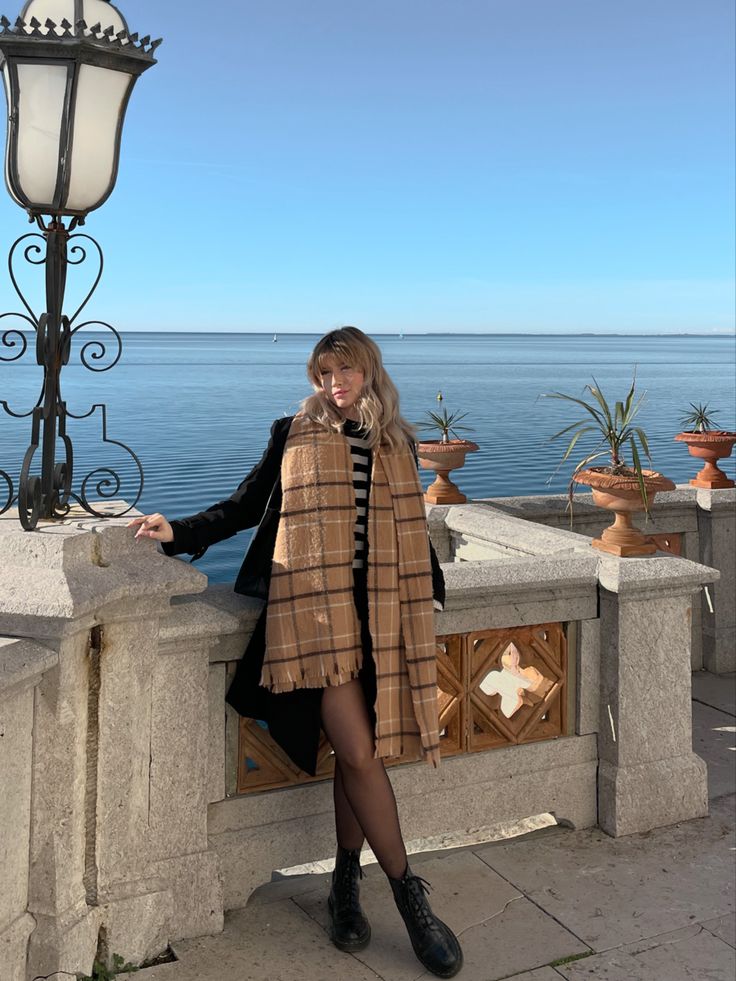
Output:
[0, 0, 161, 529]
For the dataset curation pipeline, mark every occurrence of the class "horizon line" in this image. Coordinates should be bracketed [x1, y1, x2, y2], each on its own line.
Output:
[52, 329, 736, 337]
[4, 329, 735, 338]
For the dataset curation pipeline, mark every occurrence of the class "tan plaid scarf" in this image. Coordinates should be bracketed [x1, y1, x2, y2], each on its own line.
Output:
[261, 412, 440, 767]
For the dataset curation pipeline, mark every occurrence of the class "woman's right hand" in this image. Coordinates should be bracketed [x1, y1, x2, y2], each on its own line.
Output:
[127, 513, 174, 543]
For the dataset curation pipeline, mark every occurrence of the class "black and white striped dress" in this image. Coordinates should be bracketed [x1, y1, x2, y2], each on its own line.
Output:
[342, 419, 372, 570]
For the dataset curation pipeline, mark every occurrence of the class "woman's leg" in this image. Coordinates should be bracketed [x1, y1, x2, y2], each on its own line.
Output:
[321, 679, 408, 880]
[323, 680, 463, 976]
[333, 760, 366, 851]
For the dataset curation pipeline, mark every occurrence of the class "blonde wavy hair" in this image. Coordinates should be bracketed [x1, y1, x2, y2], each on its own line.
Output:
[299, 326, 417, 453]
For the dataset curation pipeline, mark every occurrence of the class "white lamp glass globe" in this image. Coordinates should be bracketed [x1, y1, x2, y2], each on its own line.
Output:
[20, 0, 127, 34]
[0, 0, 157, 218]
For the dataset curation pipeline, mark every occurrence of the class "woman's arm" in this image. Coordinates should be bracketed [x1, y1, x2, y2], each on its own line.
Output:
[161, 416, 292, 561]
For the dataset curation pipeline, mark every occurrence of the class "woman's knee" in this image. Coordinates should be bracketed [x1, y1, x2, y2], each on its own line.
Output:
[334, 738, 377, 773]
[321, 679, 377, 771]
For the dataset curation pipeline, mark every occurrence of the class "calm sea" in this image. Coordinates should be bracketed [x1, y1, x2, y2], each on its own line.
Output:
[2, 332, 735, 583]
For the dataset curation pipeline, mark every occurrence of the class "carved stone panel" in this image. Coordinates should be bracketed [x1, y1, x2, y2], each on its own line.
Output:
[469, 624, 567, 752]
[235, 622, 569, 794]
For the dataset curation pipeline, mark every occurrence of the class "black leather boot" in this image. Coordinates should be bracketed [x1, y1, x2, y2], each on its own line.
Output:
[327, 845, 371, 951]
[389, 864, 463, 978]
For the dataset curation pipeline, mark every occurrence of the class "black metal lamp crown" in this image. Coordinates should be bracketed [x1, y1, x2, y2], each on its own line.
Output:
[0, 0, 161, 530]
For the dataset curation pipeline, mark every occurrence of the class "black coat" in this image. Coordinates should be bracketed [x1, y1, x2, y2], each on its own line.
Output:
[162, 415, 446, 774]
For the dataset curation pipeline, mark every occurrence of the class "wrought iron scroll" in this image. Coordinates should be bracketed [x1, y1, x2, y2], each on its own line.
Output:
[0, 224, 144, 528]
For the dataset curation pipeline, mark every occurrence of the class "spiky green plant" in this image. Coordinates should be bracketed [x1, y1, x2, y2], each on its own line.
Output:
[415, 406, 475, 444]
[541, 371, 653, 513]
[77, 953, 138, 981]
[679, 402, 720, 434]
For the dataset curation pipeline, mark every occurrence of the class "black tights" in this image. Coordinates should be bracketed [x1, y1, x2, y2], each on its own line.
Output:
[320, 679, 408, 880]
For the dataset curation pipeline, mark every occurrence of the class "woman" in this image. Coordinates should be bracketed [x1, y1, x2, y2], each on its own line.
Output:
[128, 326, 463, 978]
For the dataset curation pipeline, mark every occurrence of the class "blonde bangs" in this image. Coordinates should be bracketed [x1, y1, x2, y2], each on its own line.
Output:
[310, 332, 370, 384]
[299, 326, 417, 453]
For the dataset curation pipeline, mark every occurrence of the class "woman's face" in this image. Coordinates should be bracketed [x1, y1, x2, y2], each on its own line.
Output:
[319, 353, 365, 416]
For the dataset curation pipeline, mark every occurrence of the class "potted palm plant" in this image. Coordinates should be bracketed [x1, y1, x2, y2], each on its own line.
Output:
[674, 403, 735, 489]
[543, 372, 675, 556]
[415, 392, 479, 504]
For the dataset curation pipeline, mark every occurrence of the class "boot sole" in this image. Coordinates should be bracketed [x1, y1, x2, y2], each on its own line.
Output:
[327, 896, 372, 952]
[408, 920, 463, 978]
[329, 925, 372, 952]
[411, 942, 463, 979]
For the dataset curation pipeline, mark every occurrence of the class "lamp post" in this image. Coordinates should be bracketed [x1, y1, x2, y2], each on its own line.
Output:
[0, 0, 161, 529]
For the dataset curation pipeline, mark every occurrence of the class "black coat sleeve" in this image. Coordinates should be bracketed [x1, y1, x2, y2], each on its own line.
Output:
[161, 416, 292, 562]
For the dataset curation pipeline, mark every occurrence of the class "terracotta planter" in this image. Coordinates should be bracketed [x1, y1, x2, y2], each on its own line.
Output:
[573, 467, 676, 557]
[417, 439, 479, 504]
[674, 431, 736, 489]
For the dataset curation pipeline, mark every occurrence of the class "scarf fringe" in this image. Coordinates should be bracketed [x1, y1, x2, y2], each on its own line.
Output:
[373, 733, 441, 769]
[260, 649, 363, 694]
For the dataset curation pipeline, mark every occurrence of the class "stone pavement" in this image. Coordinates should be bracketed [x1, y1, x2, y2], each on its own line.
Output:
[144, 672, 735, 981]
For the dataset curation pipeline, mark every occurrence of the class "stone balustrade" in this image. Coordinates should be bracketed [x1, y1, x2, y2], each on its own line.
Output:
[444, 486, 734, 673]
[1, 487, 732, 979]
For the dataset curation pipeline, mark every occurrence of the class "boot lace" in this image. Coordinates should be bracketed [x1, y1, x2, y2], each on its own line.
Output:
[335, 850, 363, 907]
[404, 873, 436, 931]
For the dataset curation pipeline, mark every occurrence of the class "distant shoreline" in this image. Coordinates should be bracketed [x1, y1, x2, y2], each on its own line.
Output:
[57, 330, 736, 337]
[4, 329, 735, 338]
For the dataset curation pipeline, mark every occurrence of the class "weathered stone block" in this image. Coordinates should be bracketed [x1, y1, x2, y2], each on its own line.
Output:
[0, 684, 33, 932]
[698, 488, 736, 674]
[95, 620, 157, 892]
[426, 504, 452, 561]
[0, 516, 206, 637]
[444, 502, 595, 560]
[598, 754, 709, 836]
[208, 664, 226, 804]
[0, 512, 223, 976]
[576, 618, 600, 736]
[0, 911, 35, 981]
[148, 638, 210, 860]
[28, 629, 90, 918]
[26, 904, 100, 981]
[597, 554, 715, 836]
[150, 851, 224, 940]
[100, 887, 173, 968]
[438, 554, 599, 633]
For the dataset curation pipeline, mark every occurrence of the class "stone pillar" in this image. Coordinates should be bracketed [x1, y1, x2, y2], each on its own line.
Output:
[149, 596, 240, 941]
[596, 555, 716, 836]
[0, 511, 220, 978]
[697, 488, 736, 674]
[0, 638, 58, 981]
[425, 504, 452, 561]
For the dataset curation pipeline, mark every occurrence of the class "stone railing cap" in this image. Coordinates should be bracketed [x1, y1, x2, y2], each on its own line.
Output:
[597, 554, 719, 595]
[159, 593, 252, 642]
[442, 553, 599, 603]
[0, 636, 58, 697]
[442, 502, 595, 555]
[460, 486, 700, 521]
[0, 513, 207, 621]
[696, 487, 736, 512]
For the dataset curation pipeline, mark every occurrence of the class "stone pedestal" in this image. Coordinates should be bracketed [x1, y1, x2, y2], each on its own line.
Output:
[0, 509, 223, 979]
[697, 488, 736, 674]
[596, 556, 715, 836]
[0, 638, 58, 981]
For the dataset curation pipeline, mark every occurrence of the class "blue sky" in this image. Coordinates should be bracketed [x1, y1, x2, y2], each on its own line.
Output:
[0, 0, 733, 333]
